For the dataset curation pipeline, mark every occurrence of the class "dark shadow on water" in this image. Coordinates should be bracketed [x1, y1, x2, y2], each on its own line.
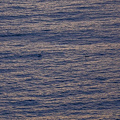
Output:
[9, 100, 39, 106]
[0, 68, 17, 73]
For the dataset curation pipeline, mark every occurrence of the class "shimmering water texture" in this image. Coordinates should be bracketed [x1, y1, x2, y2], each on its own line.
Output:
[0, 0, 120, 120]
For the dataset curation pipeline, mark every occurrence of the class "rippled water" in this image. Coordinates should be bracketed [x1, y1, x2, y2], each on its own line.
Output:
[0, 0, 120, 119]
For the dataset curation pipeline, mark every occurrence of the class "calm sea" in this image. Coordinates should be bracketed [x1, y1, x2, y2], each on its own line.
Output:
[0, 0, 120, 119]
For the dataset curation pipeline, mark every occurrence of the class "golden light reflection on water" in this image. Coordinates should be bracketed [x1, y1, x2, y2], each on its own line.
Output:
[0, 0, 120, 119]
[0, 41, 120, 119]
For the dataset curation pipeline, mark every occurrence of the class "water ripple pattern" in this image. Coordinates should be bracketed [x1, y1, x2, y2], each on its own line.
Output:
[0, 0, 120, 120]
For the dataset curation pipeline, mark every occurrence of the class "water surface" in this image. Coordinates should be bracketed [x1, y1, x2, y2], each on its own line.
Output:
[0, 0, 120, 119]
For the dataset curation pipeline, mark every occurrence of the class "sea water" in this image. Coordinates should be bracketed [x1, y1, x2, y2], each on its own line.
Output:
[0, 0, 120, 119]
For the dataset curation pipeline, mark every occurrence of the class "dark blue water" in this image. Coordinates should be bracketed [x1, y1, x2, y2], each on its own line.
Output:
[0, 0, 120, 119]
